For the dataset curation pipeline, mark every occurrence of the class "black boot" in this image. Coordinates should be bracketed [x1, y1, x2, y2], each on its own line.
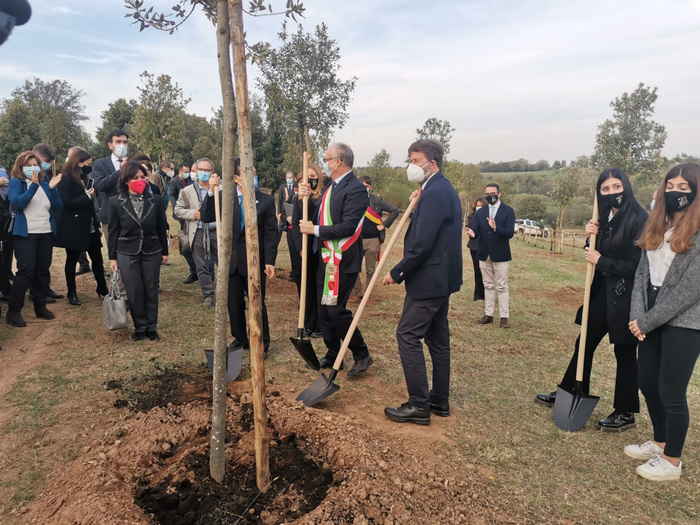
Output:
[67, 291, 81, 306]
[6, 310, 27, 327]
[598, 410, 636, 432]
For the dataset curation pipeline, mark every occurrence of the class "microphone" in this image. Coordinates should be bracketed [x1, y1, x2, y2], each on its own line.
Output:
[2, 0, 32, 25]
[0, 0, 31, 46]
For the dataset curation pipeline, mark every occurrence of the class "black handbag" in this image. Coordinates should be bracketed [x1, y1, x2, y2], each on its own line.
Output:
[0, 212, 15, 242]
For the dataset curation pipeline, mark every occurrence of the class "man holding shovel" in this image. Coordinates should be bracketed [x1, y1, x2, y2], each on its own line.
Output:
[383, 139, 463, 425]
[298, 143, 373, 376]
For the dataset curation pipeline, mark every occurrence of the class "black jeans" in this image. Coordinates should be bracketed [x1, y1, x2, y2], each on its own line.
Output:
[9, 233, 53, 312]
[470, 249, 484, 301]
[65, 232, 107, 294]
[638, 325, 700, 457]
[560, 289, 640, 413]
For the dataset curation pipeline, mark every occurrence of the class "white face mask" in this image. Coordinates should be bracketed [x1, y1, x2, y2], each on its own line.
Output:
[167, 170, 175, 178]
[113, 144, 128, 159]
[406, 161, 431, 184]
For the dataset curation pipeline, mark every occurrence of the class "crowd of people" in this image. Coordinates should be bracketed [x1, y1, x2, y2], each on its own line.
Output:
[1, 132, 699, 482]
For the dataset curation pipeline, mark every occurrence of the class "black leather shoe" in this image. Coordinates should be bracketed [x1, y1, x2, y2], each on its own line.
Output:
[75, 265, 91, 276]
[535, 391, 556, 407]
[47, 289, 64, 299]
[500, 317, 510, 329]
[146, 330, 160, 341]
[6, 311, 27, 327]
[319, 357, 343, 370]
[598, 410, 636, 432]
[348, 355, 373, 376]
[384, 402, 431, 425]
[477, 315, 493, 325]
[132, 332, 145, 342]
[227, 339, 248, 351]
[96, 285, 109, 298]
[35, 307, 55, 320]
[183, 274, 198, 284]
[67, 292, 81, 306]
[430, 402, 450, 417]
[28, 293, 56, 304]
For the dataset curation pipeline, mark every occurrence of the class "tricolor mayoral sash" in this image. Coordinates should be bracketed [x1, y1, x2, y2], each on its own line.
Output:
[319, 184, 363, 305]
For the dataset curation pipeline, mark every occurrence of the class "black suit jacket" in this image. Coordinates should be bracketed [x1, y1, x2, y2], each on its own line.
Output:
[200, 188, 278, 276]
[390, 172, 463, 299]
[55, 174, 100, 251]
[92, 156, 121, 223]
[313, 172, 368, 275]
[471, 201, 515, 262]
[107, 192, 169, 260]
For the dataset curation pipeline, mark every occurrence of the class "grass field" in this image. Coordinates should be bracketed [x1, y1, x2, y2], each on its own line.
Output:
[0, 218, 698, 523]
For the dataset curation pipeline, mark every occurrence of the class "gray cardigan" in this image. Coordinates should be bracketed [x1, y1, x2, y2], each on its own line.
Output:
[631, 230, 700, 333]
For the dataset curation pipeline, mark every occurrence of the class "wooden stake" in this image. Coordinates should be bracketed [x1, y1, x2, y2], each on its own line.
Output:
[230, 0, 270, 492]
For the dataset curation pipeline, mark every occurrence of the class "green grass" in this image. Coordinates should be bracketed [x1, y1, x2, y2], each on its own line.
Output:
[0, 216, 698, 523]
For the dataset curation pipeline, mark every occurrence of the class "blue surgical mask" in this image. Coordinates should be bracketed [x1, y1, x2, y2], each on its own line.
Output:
[286, 177, 293, 184]
[322, 161, 332, 177]
[183, 172, 190, 180]
[23, 166, 40, 179]
[254, 175, 259, 190]
[114, 144, 128, 158]
[198, 171, 211, 183]
[41, 161, 51, 172]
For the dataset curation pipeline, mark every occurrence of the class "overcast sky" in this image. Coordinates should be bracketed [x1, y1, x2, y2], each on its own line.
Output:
[2, 0, 700, 167]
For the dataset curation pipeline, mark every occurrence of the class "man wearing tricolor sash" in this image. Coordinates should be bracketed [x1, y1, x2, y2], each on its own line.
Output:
[299, 143, 374, 377]
[351, 176, 400, 300]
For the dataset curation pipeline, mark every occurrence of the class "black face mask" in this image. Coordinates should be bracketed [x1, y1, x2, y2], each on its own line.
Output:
[598, 191, 625, 210]
[81, 165, 93, 176]
[309, 178, 319, 190]
[485, 194, 498, 205]
[664, 191, 695, 212]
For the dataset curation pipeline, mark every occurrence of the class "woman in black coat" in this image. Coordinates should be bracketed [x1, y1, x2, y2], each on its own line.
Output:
[292, 163, 325, 337]
[56, 148, 108, 305]
[466, 197, 487, 301]
[108, 161, 169, 341]
[536, 168, 648, 431]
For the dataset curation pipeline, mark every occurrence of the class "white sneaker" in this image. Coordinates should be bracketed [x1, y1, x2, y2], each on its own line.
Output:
[624, 440, 664, 460]
[636, 454, 682, 481]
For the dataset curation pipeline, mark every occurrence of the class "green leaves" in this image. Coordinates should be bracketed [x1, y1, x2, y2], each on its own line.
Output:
[416, 118, 456, 156]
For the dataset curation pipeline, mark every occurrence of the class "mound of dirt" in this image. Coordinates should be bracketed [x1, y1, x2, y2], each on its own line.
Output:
[25, 365, 512, 524]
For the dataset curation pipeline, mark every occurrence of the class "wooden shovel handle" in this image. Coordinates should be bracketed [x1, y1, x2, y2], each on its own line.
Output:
[298, 151, 310, 331]
[331, 193, 421, 370]
[576, 193, 599, 382]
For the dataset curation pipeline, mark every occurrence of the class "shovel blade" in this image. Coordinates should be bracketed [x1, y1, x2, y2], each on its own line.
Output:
[296, 372, 340, 407]
[290, 336, 320, 371]
[553, 384, 600, 432]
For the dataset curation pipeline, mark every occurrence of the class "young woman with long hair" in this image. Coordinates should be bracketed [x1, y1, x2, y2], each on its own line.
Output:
[56, 148, 108, 305]
[536, 168, 648, 431]
[626, 163, 700, 481]
[467, 197, 488, 301]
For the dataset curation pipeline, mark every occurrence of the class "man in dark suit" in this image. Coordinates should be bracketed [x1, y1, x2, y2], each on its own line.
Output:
[202, 160, 278, 356]
[298, 143, 373, 376]
[382, 139, 462, 425]
[466, 183, 515, 328]
[277, 171, 297, 227]
[351, 175, 400, 299]
[92, 129, 129, 247]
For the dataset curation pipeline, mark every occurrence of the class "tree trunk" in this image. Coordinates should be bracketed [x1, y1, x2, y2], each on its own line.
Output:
[304, 124, 312, 154]
[230, 0, 271, 493]
[209, 0, 237, 483]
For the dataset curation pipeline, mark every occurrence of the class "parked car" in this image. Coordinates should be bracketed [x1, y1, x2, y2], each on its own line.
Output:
[517, 218, 550, 238]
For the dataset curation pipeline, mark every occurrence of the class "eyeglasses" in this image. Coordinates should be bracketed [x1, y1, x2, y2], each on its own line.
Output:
[324, 156, 338, 163]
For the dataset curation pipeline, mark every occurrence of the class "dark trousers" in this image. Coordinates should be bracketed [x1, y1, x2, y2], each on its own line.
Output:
[77, 251, 90, 268]
[9, 233, 53, 313]
[316, 266, 369, 362]
[286, 229, 302, 291]
[65, 232, 107, 294]
[560, 290, 640, 412]
[178, 221, 197, 277]
[227, 270, 270, 350]
[117, 252, 161, 333]
[302, 248, 320, 332]
[470, 249, 484, 301]
[396, 294, 451, 409]
[638, 325, 700, 457]
[0, 239, 12, 295]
